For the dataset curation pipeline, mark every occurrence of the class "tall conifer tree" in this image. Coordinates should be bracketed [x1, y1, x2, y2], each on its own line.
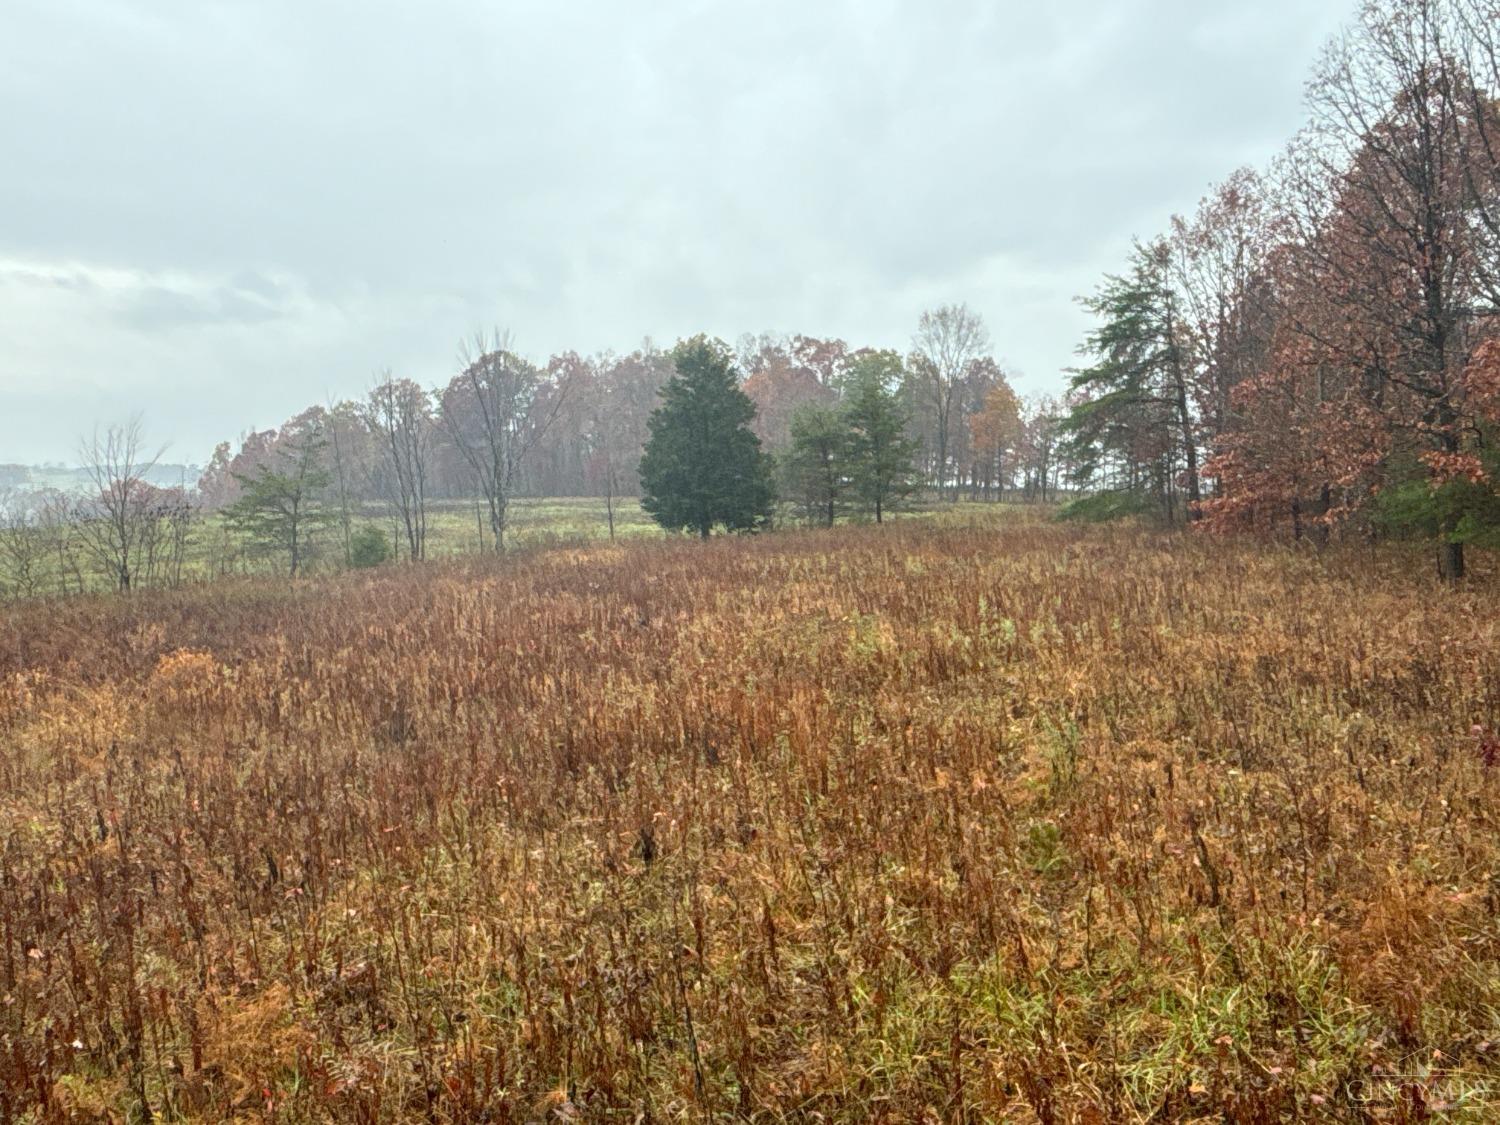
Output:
[640, 336, 775, 538]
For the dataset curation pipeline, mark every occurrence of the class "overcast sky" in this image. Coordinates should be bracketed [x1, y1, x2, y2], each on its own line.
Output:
[0, 0, 1353, 465]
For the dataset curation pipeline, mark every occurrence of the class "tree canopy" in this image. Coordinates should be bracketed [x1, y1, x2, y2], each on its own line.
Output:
[639, 336, 775, 538]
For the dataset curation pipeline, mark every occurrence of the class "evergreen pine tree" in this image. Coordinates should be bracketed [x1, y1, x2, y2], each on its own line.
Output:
[1062, 239, 1199, 518]
[844, 353, 920, 523]
[225, 424, 334, 576]
[780, 403, 849, 528]
[639, 336, 775, 537]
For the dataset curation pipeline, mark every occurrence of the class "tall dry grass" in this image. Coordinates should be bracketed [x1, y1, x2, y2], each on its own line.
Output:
[1, 514, 1498, 1121]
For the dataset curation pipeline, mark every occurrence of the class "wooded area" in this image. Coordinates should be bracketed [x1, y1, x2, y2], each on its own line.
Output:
[0, 305, 1064, 592]
[1061, 0, 1500, 579]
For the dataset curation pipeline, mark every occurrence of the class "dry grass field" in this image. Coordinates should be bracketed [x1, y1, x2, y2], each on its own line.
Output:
[2, 511, 1499, 1121]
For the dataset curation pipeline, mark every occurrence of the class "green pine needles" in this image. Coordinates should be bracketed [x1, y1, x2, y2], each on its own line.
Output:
[640, 336, 776, 538]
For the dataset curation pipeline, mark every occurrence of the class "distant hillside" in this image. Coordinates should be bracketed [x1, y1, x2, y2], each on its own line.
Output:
[0, 463, 201, 496]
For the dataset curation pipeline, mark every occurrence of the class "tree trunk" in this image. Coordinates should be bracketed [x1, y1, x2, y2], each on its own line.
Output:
[604, 469, 616, 541]
[1315, 485, 1331, 548]
[1434, 528, 1458, 582]
[1438, 536, 1465, 582]
[1169, 356, 1201, 515]
[935, 423, 948, 501]
[491, 491, 508, 552]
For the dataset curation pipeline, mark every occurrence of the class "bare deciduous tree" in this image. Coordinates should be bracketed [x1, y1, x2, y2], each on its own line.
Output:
[35, 490, 84, 596]
[364, 375, 435, 562]
[911, 304, 992, 499]
[1284, 0, 1500, 577]
[440, 331, 570, 550]
[587, 380, 623, 541]
[324, 399, 369, 565]
[0, 489, 46, 600]
[135, 484, 195, 590]
[75, 418, 165, 592]
[1169, 167, 1281, 443]
[1450, 0, 1500, 308]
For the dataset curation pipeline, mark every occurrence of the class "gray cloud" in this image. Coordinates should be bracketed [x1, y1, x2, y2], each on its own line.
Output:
[0, 0, 1353, 463]
[114, 274, 291, 332]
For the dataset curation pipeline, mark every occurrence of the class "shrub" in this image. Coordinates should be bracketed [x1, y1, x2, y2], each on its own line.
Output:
[1055, 490, 1157, 523]
[349, 524, 392, 568]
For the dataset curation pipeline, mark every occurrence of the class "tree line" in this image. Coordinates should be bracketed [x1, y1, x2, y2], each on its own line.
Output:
[1062, 0, 1500, 580]
[0, 308, 1076, 596]
[15, 0, 1478, 595]
[188, 309, 1069, 556]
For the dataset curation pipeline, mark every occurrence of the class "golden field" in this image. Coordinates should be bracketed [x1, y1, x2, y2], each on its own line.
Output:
[2, 511, 1498, 1121]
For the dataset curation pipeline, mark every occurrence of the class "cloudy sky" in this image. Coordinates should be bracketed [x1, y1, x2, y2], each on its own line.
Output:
[1, 0, 1353, 465]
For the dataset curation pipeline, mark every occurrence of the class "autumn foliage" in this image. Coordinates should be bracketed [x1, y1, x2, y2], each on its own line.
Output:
[1062, 0, 1500, 580]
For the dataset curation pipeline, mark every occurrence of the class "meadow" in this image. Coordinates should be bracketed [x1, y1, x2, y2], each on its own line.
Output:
[1, 495, 990, 597]
[202, 497, 664, 578]
[2, 510, 1499, 1121]
[1, 497, 660, 600]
